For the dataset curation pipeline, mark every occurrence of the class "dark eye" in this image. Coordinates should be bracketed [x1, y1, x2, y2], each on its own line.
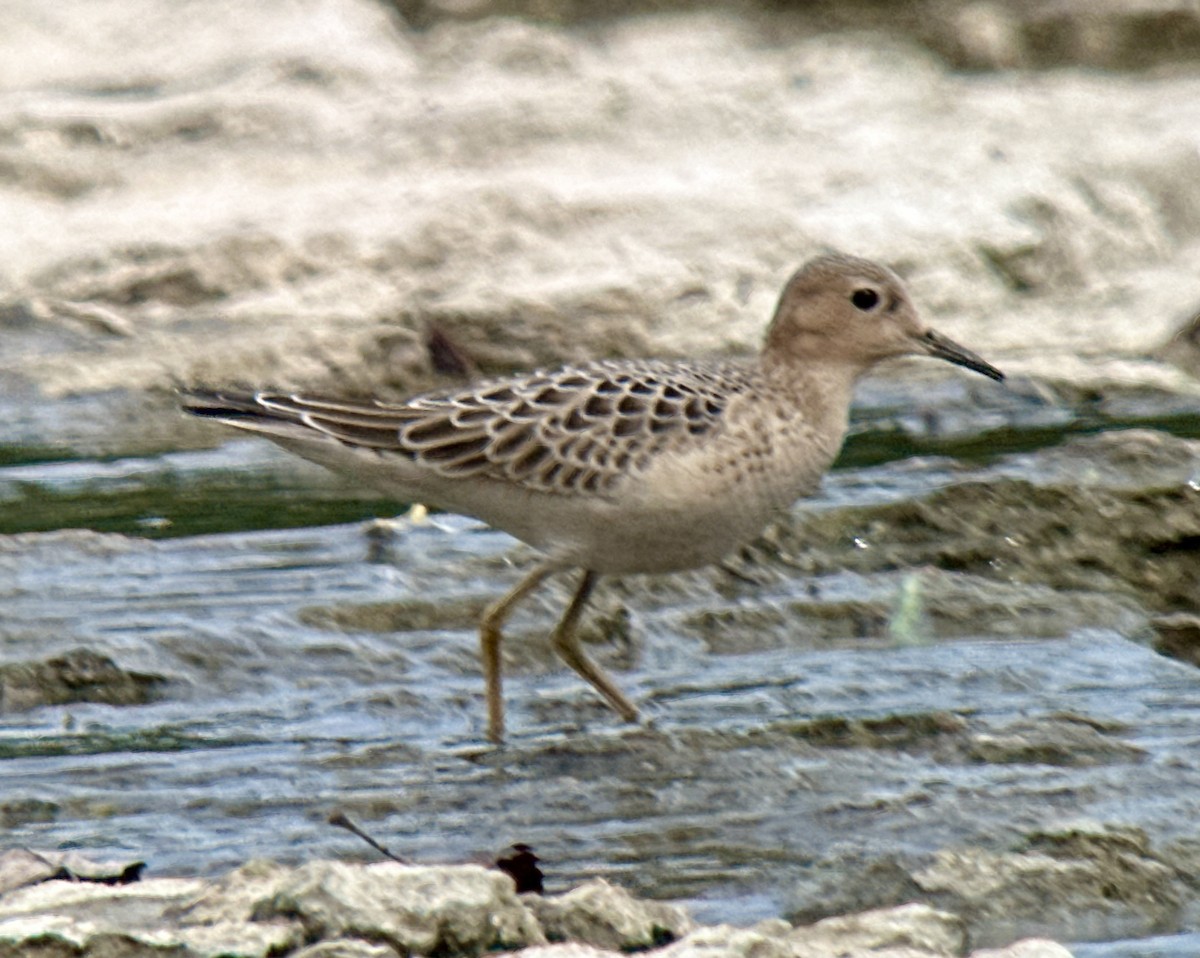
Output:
[851, 288, 880, 311]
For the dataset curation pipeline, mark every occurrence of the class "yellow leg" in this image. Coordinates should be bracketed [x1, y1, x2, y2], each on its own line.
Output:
[551, 570, 639, 723]
[480, 563, 555, 744]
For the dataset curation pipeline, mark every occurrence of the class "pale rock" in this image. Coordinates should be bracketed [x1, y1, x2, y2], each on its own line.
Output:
[176, 859, 296, 925]
[256, 860, 545, 954]
[530, 877, 694, 951]
[292, 938, 404, 958]
[914, 839, 1179, 945]
[511, 944, 621, 958]
[0, 877, 301, 958]
[790, 903, 966, 958]
[969, 939, 1076, 958]
[657, 920, 794, 958]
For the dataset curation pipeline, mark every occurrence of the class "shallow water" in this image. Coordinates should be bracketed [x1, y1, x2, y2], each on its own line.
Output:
[3, 374, 1200, 946]
[4, 419, 1200, 938]
[1074, 933, 1200, 958]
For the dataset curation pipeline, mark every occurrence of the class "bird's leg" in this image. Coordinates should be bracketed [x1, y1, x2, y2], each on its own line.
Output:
[551, 570, 639, 724]
[480, 562, 556, 744]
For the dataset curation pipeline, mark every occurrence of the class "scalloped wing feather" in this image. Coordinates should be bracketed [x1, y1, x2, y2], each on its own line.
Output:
[221, 359, 760, 496]
[395, 359, 759, 494]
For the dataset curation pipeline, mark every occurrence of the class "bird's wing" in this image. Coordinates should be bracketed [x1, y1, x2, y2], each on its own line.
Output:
[182, 359, 758, 496]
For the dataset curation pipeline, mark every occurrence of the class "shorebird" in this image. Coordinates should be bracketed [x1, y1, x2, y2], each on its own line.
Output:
[182, 254, 1003, 743]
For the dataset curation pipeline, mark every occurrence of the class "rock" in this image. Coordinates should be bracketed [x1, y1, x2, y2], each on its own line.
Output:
[0, 801, 58, 830]
[914, 825, 1182, 946]
[1158, 835, 1200, 907]
[0, 849, 144, 895]
[683, 568, 1149, 652]
[773, 430, 1200, 614]
[0, 860, 552, 957]
[529, 877, 694, 950]
[0, 647, 166, 712]
[790, 903, 966, 958]
[398, 0, 1200, 72]
[789, 823, 1186, 948]
[0, 874, 299, 958]
[969, 940, 1075, 958]
[658, 906, 967, 958]
[658, 920, 794, 958]
[0, 851, 59, 897]
[786, 854, 929, 927]
[1150, 612, 1200, 667]
[0, 855, 1081, 958]
[965, 713, 1146, 767]
[298, 595, 491, 634]
[175, 859, 297, 925]
[255, 860, 545, 954]
[513, 946, 621, 958]
[1014, 0, 1200, 70]
[7, 0, 1200, 423]
[292, 940, 403, 958]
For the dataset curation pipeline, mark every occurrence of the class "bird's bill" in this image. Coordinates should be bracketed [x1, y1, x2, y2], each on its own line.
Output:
[918, 329, 1005, 382]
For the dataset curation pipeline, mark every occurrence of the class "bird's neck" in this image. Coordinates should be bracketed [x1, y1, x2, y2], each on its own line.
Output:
[758, 352, 864, 453]
[761, 349, 861, 427]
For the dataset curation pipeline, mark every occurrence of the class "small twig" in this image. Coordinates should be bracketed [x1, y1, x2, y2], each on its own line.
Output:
[328, 809, 409, 864]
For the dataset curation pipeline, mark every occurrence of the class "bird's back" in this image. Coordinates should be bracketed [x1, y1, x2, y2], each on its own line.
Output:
[183, 357, 764, 497]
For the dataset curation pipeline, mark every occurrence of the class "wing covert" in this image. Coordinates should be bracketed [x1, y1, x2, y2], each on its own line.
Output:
[391, 359, 755, 494]
[190, 359, 759, 496]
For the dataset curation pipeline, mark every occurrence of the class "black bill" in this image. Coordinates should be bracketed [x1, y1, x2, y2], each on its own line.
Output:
[920, 329, 1005, 382]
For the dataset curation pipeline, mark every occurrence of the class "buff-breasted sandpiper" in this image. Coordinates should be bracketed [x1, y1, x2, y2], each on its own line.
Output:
[182, 254, 1004, 743]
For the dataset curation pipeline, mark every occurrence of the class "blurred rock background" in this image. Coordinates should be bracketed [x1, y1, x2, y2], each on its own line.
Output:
[4, 0, 1200, 445]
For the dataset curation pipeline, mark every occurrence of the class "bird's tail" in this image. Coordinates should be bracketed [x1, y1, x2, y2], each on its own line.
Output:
[179, 387, 416, 451]
[180, 387, 293, 423]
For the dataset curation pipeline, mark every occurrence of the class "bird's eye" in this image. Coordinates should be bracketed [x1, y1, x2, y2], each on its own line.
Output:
[851, 288, 880, 311]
